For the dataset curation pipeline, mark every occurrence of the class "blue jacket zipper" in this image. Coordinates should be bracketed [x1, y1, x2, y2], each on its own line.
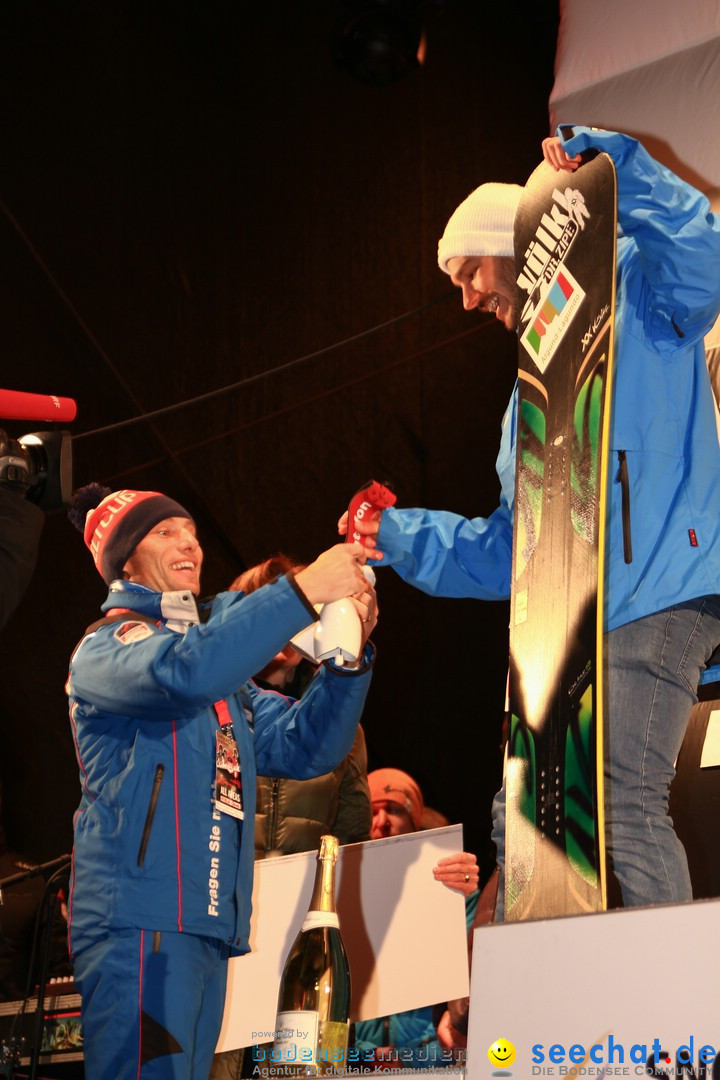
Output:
[616, 450, 633, 564]
[137, 763, 165, 866]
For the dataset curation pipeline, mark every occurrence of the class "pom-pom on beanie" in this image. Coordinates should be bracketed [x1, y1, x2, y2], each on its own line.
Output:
[69, 484, 194, 585]
[437, 182, 524, 272]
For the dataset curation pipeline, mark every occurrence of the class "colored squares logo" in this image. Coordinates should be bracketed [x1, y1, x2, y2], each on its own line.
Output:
[520, 264, 585, 374]
[526, 272, 574, 355]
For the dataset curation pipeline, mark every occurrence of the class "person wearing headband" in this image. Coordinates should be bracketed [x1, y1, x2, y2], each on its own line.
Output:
[353, 767, 478, 1068]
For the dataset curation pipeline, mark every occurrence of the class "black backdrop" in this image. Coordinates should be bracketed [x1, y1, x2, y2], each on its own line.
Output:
[0, 0, 559, 880]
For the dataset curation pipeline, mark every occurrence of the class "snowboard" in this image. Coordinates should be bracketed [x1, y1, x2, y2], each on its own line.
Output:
[505, 149, 617, 920]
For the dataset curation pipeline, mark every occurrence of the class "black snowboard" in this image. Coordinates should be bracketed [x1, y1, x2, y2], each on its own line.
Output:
[506, 150, 617, 920]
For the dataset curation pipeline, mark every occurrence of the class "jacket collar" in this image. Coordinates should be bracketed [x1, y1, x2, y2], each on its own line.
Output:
[101, 579, 199, 632]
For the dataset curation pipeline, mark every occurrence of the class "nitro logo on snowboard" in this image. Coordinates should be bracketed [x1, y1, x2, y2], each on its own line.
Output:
[517, 184, 589, 373]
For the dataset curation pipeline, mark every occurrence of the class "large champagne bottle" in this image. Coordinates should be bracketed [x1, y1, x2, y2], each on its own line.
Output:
[272, 835, 351, 1075]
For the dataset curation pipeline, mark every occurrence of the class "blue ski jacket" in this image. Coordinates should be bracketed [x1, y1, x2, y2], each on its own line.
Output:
[66, 576, 373, 959]
[377, 126, 720, 633]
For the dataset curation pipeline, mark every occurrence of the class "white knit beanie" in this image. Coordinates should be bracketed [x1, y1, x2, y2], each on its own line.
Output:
[437, 182, 524, 272]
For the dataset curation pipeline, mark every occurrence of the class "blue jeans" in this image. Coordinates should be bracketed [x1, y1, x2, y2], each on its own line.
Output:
[493, 597, 720, 916]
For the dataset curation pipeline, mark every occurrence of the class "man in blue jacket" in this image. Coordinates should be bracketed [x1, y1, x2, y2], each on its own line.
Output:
[344, 127, 720, 914]
[67, 485, 378, 1079]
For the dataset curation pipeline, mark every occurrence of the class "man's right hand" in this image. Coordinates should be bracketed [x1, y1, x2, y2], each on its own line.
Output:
[294, 542, 369, 606]
[337, 509, 384, 557]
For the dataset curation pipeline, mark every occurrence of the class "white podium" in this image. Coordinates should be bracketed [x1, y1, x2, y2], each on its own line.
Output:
[465, 898, 720, 1080]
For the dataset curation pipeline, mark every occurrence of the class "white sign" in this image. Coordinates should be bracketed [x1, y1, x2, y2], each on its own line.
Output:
[217, 825, 470, 1052]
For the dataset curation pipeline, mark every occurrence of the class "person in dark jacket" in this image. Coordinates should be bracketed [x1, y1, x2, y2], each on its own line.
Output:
[66, 486, 378, 1080]
[0, 481, 44, 632]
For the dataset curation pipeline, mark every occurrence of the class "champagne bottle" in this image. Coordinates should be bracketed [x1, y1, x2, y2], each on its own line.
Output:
[272, 835, 351, 1075]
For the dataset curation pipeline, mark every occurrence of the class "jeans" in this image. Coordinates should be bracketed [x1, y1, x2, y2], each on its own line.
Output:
[492, 597, 720, 916]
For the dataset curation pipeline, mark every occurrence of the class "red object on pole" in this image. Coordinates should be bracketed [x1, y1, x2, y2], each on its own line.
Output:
[0, 388, 77, 423]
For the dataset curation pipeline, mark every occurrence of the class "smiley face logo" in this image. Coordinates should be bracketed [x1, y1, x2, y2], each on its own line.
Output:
[488, 1038, 516, 1071]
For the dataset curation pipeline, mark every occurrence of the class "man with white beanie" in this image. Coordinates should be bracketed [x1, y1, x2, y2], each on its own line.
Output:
[342, 126, 720, 915]
[437, 181, 523, 330]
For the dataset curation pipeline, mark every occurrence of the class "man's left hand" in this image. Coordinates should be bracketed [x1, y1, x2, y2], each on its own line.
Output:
[542, 135, 582, 172]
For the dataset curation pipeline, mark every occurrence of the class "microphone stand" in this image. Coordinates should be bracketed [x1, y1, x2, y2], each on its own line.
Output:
[0, 855, 72, 1079]
[0, 855, 72, 902]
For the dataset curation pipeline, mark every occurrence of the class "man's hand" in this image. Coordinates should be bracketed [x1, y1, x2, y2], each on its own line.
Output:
[542, 135, 582, 172]
[433, 851, 479, 897]
[337, 510, 384, 559]
[294, 542, 369, 606]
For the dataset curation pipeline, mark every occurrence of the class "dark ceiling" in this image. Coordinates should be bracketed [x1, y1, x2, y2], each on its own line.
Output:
[0, 0, 559, 875]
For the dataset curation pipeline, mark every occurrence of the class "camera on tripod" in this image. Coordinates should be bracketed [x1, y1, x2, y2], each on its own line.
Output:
[0, 389, 76, 512]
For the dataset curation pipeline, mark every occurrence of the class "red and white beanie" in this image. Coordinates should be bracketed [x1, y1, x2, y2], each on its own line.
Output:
[72, 485, 194, 585]
[437, 182, 524, 272]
